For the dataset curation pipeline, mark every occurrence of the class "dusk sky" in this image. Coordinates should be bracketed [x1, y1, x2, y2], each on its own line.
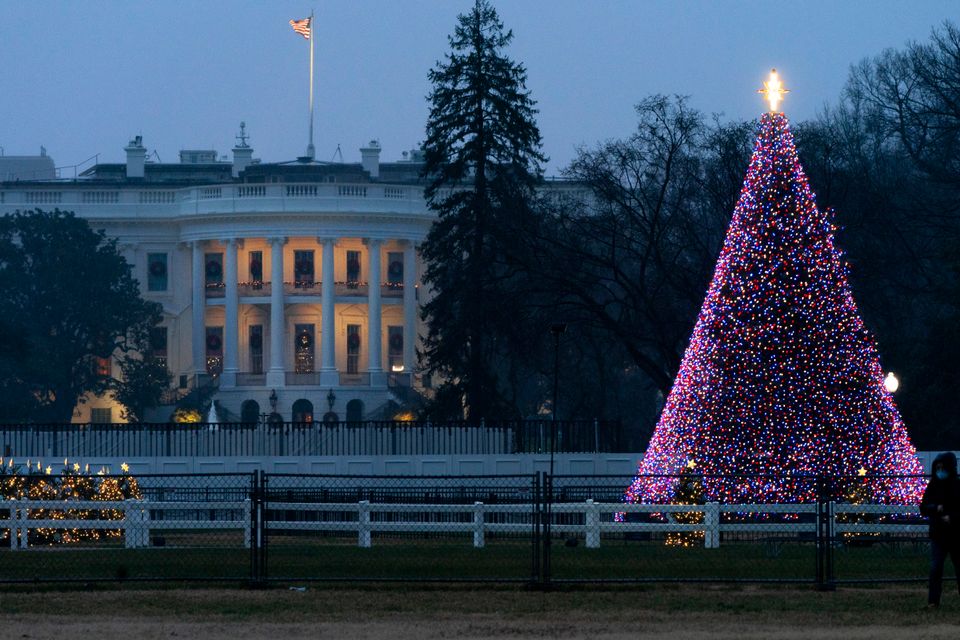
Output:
[2, 1, 957, 176]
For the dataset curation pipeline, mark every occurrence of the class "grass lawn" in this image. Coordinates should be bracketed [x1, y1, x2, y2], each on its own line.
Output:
[0, 533, 945, 585]
[0, 584, 959, 639]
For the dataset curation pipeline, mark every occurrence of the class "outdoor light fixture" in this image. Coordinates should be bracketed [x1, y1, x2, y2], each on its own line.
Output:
[269, 389, 278, 410]
[326, 389, 336, 411]
[883, 372, 900, 394]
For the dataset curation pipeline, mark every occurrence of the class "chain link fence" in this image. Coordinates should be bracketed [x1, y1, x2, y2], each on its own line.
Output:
[0, 471, 946, 587]
[261, 474, 540, 583]
[0, 472, 255, 583]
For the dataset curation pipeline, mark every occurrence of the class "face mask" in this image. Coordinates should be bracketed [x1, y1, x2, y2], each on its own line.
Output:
[936, 470, 950, 481]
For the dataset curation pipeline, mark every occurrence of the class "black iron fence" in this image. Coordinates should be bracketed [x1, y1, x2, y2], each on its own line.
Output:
[0, 471, 944, 588]
[0, 420, 624, 458]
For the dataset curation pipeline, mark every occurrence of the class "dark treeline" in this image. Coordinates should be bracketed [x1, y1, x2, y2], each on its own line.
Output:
[420, 9, 960, 451]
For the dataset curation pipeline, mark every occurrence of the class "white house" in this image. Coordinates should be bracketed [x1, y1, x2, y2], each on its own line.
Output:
[0, 134, 435, 424]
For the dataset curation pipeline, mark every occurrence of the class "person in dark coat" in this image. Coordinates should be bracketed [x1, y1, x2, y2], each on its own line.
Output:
[920, 451, 960, 607]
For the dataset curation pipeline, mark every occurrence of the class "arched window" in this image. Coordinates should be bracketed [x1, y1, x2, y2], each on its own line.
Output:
[346, 399, 364, 423]
[240, 399, 260, 425]
[292, 399, 314, 425]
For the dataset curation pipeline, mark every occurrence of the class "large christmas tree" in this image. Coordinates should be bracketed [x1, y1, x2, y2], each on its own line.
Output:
[624, 72, 924, 505]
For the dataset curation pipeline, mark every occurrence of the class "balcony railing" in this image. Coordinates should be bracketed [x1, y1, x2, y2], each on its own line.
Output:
[207, 281, 405, 299]
[339, 372, 371, 386]
[284, 281, 320, 295]
[0, 183, 431, 219]
[335, 282, 369, 296]
[286, 371, 322, 386]
[238, 282, 270, 297]
[236, 373, 266, 386]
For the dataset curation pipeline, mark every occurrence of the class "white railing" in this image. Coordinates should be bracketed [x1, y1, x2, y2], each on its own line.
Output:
[139, 190, 176, 204]
[24, 191, 62, 204]
[0, 183, 430, 217]
[81, 191, 119, 204]
[1, 498, 251, 550]
[1, 500, 922, 551]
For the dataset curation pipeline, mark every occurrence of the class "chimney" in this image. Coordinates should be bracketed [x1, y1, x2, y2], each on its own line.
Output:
[232, 122, 254, 178]
[125, 135, 146, 179]
[360, 139, 381, 179]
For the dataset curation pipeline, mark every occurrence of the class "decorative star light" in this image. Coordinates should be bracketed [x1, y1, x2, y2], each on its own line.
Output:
[121, 462, 130, 473]
[757, 68, 790, 112]
[73, 463, 80, 472]
[858, 467, 868, 477]
[686, 459, 697, 469]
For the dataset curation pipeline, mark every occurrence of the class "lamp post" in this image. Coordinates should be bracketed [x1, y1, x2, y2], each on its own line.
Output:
[549, 322, 567, 478]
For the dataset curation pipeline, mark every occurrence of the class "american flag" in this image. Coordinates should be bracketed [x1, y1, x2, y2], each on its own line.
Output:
[289, 17, 311, 39]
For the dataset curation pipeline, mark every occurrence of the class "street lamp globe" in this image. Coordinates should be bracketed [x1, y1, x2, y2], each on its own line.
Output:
[883, 372, 900, 394]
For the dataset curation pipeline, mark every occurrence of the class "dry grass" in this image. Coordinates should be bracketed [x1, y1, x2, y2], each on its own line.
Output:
[1, 585, 960, 639]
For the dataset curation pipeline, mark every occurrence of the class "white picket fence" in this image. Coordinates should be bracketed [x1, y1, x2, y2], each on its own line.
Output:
[0, 499, 925, 550]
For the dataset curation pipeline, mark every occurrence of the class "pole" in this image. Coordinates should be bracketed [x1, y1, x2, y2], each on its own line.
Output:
[550, 331, 559, 479]
[307, 10, 315, 160]
[548, 322, 567, 478]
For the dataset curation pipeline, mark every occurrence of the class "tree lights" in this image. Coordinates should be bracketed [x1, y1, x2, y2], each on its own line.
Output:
[0, 458, 140, 546]
[624, 83, 924, 507]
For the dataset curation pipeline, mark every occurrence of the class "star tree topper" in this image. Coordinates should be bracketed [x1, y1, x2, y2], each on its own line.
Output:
[757, 68, 790, 112]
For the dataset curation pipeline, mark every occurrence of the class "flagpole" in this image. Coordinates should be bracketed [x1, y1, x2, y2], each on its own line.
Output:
[307, 10, 315, 160]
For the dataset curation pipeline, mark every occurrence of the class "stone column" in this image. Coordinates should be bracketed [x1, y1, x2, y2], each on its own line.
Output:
[365, 238, 385, 386]
[267, 237, 287, 388]
[191, 240, 206, 378]
[402, 241, 418, 375]
[319, 237, 339, 387]
[221, 238, 240, 387]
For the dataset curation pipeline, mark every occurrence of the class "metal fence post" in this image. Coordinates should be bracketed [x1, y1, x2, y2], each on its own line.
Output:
[250, 469, 266, 586]
[815, 475, 836, 591]
[542, 471, 552, 588]
[531, 472, 540, 586]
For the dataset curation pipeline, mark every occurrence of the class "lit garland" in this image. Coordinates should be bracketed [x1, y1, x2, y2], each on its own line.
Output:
[623, 112, 925, 508]
[0, 457, 141, 546]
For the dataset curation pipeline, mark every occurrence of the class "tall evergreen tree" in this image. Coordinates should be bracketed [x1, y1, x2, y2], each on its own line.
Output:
[420, 0, 545, 419]
[624, 104, 924, 506]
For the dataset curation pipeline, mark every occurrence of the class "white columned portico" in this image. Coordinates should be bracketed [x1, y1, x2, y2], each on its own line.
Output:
[191, 240, 206, 378]
[365, 238, 385, 386]
[221, 238, 240, 387]
[267, 237, 287, 388]
[402, 241, 417, 375]
[319, 237, 338, 387]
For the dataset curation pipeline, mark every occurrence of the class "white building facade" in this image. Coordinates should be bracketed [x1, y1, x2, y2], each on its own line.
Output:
[0, 137, 433, 423]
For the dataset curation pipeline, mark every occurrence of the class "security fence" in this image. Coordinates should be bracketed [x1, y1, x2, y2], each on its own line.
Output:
[0, 471, 945, 588]
[0, 419, 624, 458]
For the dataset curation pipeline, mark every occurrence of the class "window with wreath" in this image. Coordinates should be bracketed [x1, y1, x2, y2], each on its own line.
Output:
[147, 253, 168, 291]
[205, 252, 224, 287]
[294, 250, 314, 287]
[386, 252, 403, 289]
